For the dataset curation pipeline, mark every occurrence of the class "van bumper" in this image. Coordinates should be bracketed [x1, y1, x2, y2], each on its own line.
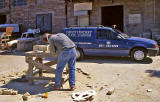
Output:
[147, 48, 159, 56]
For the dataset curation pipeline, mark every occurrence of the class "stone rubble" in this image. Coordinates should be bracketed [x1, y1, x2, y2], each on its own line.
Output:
[2, 89, 18, 95]
[22, 92, 31, 101]
[106, 87, 115, 95]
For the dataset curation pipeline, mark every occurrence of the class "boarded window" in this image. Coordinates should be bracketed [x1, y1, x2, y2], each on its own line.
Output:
[78, 16, 89, 27]
[13, 0, 27, 7]
[0, 0, 5, 9]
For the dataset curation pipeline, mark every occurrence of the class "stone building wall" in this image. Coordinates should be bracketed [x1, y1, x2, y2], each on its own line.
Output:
[0, 0, 159, 37]
[9, 0, 66, 33]
[67, 0, 159, 37]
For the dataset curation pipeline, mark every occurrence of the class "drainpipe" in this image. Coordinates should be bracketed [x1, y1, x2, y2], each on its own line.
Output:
[9, 0, 12, 23]
[153, 0, 156, 26]
[65, 0, 68, 27]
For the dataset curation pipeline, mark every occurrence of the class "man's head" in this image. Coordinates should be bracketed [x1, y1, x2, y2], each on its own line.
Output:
[42, 33, 52, 43]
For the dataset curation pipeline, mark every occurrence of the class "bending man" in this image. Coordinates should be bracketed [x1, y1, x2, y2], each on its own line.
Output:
[42, 33, 76, 91]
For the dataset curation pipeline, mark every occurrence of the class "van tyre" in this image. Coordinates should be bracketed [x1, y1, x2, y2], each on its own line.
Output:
[131, 48, 147, 62]
[76, 49, 84, 60]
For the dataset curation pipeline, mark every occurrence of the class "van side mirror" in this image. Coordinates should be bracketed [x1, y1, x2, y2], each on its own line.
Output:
[117, 36, 122, 40]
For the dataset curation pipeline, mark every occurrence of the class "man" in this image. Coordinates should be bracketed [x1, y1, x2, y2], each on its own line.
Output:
[42, 33, 76, 91]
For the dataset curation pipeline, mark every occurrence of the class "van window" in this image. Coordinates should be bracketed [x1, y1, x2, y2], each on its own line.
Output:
[27, 34, 34, 38]
[22, 34, 26, 38]
[96, 29, 116, 40]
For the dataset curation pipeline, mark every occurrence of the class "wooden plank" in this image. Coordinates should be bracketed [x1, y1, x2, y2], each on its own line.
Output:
[38, 58, 43, 77]
[25, 51, 57, 58]
[44, 60, 57, 66]
[27, 57, 34, 85]
[28, 60, 56, 73]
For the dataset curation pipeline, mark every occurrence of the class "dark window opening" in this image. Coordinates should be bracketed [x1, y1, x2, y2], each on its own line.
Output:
[27, 34, 34, 38]
[96, 29, 116, 40]
[101, 5, 124, 32]
[13, 0, 27, 7]
[0, 15, 6, 24]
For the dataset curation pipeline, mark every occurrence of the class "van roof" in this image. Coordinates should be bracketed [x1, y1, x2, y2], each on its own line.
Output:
[64, 26, 113, 30]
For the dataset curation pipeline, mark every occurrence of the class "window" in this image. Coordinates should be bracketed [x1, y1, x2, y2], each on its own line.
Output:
[0, 0, 5, 9]
[13, 0, 27, 7]
[96, 29, 116, 40]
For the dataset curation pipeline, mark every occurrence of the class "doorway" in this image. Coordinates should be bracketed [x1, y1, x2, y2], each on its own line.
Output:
[0, 15, 6, 24]
[36, 13, 52, 33]
[101, 5, 124, 31]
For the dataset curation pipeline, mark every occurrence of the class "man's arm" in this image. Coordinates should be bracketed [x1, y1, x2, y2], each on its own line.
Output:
[49, 38, 56, 55]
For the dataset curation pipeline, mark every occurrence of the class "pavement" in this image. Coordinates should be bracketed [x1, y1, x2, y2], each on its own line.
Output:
[0, 51, 160, 102]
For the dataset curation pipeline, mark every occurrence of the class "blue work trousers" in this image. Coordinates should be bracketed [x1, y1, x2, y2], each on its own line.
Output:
[55, 48, 76, 87]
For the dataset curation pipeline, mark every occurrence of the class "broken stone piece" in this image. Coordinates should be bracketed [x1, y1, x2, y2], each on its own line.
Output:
[99, 87, 104, 91]
[2, 89, 18, 95]
[22, 92, 31, 101]
[87, 76, 92, 79]
[8, 75, 15, 77]
[0, 90, 2, 95]
[12, 91, 18, 95]
[146, 89, 152, 92]
[3, 80, 10, 84]
[2, 89, 13, 95]
[106, 87, 115, 95]
[86, 85, 93, 88]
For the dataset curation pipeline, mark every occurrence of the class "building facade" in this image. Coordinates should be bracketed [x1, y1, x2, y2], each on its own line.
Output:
[67, 0, 160, 39]
[0, 0, 66, 33]
[0, 0, 159, 39]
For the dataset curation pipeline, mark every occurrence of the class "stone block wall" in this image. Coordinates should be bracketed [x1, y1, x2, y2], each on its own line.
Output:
[9, 0, 66, 33]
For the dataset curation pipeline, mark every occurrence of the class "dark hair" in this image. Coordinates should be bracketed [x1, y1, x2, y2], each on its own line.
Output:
[42, 33, 53, 42]
[42, 34, 48, 42]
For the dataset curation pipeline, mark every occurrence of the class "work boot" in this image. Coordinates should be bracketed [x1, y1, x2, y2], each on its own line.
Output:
[70, 86, 76, 91]
[53, 85, 62, 90]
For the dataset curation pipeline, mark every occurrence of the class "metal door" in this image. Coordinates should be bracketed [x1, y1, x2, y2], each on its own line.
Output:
[36, 13, 52, 33]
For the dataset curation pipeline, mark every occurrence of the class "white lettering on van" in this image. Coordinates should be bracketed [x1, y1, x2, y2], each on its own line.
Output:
[66, 30, 92, 37]
[99, 44, 105, 47]
[78, 31, 92, 37]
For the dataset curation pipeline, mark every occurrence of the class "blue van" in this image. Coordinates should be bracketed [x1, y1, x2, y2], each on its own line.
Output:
[62, 26, 159, 61]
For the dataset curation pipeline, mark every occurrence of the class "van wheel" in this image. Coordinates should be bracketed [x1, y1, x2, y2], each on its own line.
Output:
[131, 48, 147, 62]
[76, 49, 84, 60]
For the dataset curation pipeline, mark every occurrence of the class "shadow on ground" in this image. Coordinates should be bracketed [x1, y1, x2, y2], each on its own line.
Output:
[145, 70, 160, 78]
[77, 56, 153, 64]
[1, 79, 70, 95]
[0, 50, 26, 56]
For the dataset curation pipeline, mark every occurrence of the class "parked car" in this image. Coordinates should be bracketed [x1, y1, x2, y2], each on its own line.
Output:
[62, 26, 159, 62]
[7, 29, 40, 50]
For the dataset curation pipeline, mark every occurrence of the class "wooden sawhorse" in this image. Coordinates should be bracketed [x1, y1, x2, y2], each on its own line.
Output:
[25, 51, 69, 86]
